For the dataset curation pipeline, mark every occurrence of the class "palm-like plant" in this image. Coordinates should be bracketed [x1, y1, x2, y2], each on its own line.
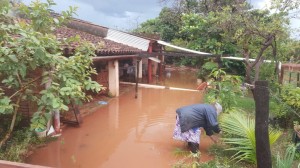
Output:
[220, 111, 282, 164]
[275, 145, 296, 168]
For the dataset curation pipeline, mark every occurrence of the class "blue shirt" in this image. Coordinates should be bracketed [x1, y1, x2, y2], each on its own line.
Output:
[176, 104, 221, 136]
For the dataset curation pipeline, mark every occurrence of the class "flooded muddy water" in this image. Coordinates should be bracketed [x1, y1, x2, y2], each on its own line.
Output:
[26, 69, 215, 168]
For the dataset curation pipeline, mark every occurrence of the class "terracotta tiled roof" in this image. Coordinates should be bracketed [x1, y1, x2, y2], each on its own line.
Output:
[55, 27, 142, 56]
[15, 14, 143, 56]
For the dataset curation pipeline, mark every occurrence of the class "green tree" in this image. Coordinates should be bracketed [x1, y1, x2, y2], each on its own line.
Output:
[134, 7, 181, 41]
[0, 0, 102, 147]
[213, 0, 300, 84]
[205, 69, 243, 112]
[158, 0, 299, 84]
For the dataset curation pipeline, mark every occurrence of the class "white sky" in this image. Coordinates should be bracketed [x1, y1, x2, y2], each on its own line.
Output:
[22, 0, 299, 38]
[22, 0, 164, 31]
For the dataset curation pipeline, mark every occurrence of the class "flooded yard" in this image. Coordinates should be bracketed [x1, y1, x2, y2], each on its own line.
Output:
[26, 68, 215, 168]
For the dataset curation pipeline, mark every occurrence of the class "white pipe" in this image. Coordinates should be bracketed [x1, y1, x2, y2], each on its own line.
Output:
[120, 82, 199, 92]
[222, 56, 282, 70]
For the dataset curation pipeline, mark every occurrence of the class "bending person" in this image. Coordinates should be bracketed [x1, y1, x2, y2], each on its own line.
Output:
[173, 102, 222, 153]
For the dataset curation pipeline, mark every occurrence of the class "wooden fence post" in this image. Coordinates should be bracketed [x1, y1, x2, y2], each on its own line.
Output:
[254, 81, 272, 168]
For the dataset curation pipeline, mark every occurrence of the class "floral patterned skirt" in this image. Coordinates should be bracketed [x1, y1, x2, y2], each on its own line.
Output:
[173, 115, 201, 144]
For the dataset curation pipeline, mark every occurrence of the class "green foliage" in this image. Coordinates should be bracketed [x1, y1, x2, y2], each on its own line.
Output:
[173, 143, 256, 168]
[30, 112, 51, 131]
[134, 18, 160, 34]
[133, 7, 181, 41]
[0, 0, 103, 147]
[275, 145, 297, 168]
[172, 147, 201, 168]
[281, 85, 300, 111]
[220, 112, 282, 164]
[164, 39, 204, 67]
[269, 98, 290, 119]
[234, 97, 255, 113]
[0, 126, 57, 162]
[268, 85, 300, 127]
[196, 61, 218, 80]
[19, 0, 77, 34]
[0, 129, 32, 162]
[0, 94, 13, 114]
[259, 62, 277, 81]
[221, 59, 246, 76]
[180, 13, 234, 55]
[206, 69, 243, 112]
[267, 84, 300, 128]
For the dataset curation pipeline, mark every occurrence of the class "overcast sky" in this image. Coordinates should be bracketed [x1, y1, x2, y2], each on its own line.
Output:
[22, 0, 298, 38]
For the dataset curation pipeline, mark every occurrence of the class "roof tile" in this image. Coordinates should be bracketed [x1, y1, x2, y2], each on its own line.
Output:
[55, 27, 141, 56]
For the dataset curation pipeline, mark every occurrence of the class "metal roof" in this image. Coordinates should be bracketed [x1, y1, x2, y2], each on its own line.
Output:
[105, 29, 150, 51]
[157, 40, 212, 56]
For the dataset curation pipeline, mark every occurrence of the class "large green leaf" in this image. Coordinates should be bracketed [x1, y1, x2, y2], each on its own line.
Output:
[220, 112, 282, 164]
[0, 97, 13, 114]
[8, 54, 18, 62]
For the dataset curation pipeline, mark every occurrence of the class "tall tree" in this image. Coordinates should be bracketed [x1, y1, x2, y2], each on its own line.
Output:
[215, 1, 299, 83]
[159, 0, 248, 14]
[178, 0, 299, 83]
[134, 7, 181, 41]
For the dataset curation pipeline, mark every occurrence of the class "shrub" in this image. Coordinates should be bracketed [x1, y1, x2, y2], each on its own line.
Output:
[220, 111, 282, 164]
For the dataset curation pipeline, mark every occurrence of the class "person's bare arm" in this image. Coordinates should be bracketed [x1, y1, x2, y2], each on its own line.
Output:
[209, 135, 218, 143]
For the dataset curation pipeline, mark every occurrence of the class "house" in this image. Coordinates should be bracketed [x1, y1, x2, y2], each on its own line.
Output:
[55, 15, 212, 98]
[1, 11, 213, 135]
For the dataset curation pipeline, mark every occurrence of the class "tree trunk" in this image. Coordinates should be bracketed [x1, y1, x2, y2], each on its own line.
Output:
[0, 95, 22, 148]
[245, 64, 252, 84]
[254, 57, 263, 81]
[254, 81, 272, 168]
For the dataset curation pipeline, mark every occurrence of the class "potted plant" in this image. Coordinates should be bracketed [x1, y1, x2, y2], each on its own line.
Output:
[31, 112, 52, 138]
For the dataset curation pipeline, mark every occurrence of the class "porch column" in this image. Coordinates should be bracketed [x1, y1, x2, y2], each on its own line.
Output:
[158, 54, 163, 81]
[108, 60, 119, 97]
[153, 58, 158, 75]
[138, 59, 142, 79]
[133, 58, 143, 79]
[148, 43, 153, 83]
[148, 59, 152, 83]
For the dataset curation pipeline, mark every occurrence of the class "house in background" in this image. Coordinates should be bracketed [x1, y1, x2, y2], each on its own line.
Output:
[55, 16, 164, 97]
[2, 12, 212, 135]
[56, 15, 212, 98]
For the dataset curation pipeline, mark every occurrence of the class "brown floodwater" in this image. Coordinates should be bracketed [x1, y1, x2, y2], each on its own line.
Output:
[26, 69, 215, 168]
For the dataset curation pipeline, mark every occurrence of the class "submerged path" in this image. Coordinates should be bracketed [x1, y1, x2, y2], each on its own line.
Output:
[26, 70, 215, 168]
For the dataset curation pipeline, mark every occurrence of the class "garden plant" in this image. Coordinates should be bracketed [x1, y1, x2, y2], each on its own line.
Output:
[0, 0, 103, 160]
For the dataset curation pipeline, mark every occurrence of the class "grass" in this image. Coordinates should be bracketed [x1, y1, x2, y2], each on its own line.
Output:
[172, 144, 256, 168]
[235, 95, 255, 113]
[0, 129, 58, 162]
[0, 115, 57, 162]
[271, 129, 300, 167]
